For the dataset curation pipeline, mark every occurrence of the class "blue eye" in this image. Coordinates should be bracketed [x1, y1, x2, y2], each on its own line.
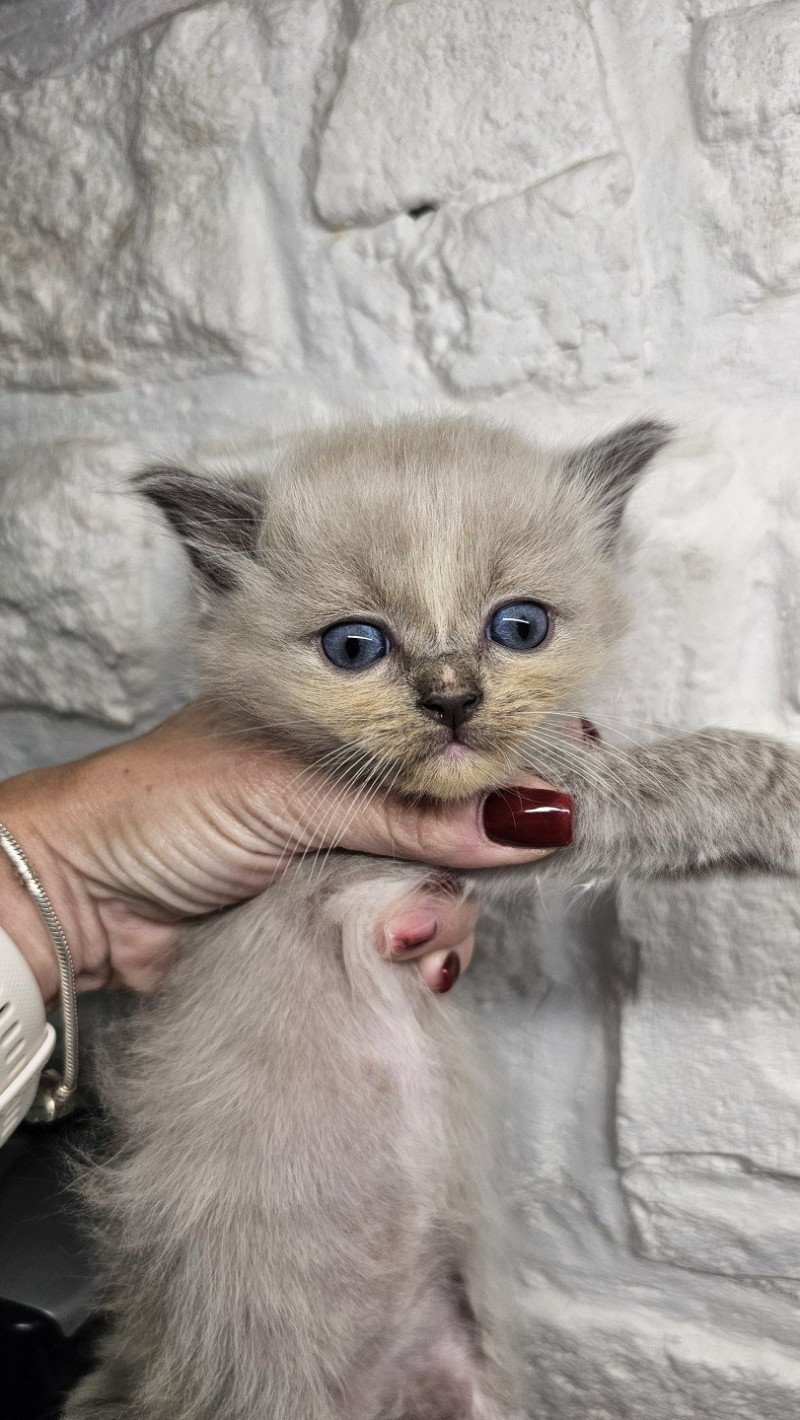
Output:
[487, 601, 550, 651]
[321, 622, 389, 670]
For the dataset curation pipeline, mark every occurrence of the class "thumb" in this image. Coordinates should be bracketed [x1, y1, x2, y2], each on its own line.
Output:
[331, 778, 573, 869]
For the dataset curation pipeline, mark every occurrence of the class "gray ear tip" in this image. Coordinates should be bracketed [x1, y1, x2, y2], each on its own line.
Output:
[626, 418, 673, 450]
[131, 463, 264, 593]
[631, 417, 672, 437]
[608, 418, 673, 463]
[132, 463, 176, 483]
[572, 418, 674, 484]
[131, 464, 192, 502]
[565, 416, 674, 546]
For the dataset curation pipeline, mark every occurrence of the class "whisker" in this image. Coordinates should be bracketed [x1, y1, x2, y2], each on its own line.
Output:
[301, 751, 386, 885]
[521, 729, 633, 813]
[270, 745, 368, 881]
[281, 749, 368, 873]
[313, 757, 399, 883]
[529, 712, 687, 803]
[305, 760, 386, 888]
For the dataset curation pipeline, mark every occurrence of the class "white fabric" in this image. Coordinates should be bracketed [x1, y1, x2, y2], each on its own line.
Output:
[0, 924, 54, 1145]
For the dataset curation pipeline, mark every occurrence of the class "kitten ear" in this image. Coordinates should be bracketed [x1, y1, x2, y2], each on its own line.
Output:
[134, 464, 264, 592]
[564, 420, 671, 546]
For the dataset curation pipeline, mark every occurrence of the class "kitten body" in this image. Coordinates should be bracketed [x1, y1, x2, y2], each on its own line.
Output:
[66, 418, 800, 1419]
[75, 861, 516, 1420]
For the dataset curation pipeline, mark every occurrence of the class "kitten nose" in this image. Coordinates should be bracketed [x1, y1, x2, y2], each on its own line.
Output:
[418, 690, 483, 733]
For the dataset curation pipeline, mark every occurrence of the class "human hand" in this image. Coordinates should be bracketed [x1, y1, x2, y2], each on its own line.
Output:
[0, 705, 572, 1007]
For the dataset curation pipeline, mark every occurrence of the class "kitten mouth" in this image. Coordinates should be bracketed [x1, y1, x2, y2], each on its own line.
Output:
[439, 741, 473, 763]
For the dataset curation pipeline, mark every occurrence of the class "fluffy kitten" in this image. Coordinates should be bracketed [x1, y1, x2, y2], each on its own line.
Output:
[66, 417, 800, 1420]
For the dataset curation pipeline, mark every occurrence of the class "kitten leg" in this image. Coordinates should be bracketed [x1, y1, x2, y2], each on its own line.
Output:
[471, 1402, 525, 1420]
[528, 729, 800, 881]
[395, 1333, 480, 1420]
[392, 1342, 524, 1420]
[389, 1306, 519, 1420]
[60, 1353, 133, 1418]
[70, 859, 496, 1420]
[365, 1241, 521, 1420]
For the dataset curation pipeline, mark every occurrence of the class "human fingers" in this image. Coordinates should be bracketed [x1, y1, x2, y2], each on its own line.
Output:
[415, 941, 473, 993]
[334, 776, 573, 869]
[378, 884, 477, 994]
[380, 888, 479, 964]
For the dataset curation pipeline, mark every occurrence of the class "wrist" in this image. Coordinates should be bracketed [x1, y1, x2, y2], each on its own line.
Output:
[0, 766, 95, 1009]
[0, 923, 57, 1142]
[0, 811, 85, 1124]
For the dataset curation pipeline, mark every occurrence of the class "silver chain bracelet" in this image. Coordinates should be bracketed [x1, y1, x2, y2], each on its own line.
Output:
[0, 820, 79, 1121]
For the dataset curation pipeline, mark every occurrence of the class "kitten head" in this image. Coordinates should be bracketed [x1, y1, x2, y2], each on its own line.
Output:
[137, 416, 668, 801]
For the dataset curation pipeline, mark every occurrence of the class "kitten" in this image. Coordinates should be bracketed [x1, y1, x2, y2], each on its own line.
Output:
[66, 416, 800, 1420]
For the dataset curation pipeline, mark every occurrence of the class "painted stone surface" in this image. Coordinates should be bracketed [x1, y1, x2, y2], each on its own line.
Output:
[2, 2, 800, 1412]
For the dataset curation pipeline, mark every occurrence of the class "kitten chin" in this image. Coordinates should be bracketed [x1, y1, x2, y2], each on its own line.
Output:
[382, 745, 526, 802]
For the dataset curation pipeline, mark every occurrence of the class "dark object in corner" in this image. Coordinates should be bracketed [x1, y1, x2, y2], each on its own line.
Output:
[0, 1112, 102, 1419]
[0, 993, 125, 1418]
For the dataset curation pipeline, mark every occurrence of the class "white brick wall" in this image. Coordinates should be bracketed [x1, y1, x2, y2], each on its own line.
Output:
[2, 3, 799, 1412]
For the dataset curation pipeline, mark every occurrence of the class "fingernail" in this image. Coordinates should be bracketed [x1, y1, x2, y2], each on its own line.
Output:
[581, 718, 602, 743]
[384, 910, 438, 955]
[482, 787, 573, 848]
[435, 951, 461, 994]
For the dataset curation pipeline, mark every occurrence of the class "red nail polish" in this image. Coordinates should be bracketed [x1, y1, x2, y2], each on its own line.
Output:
[435, 951, 461, 994]
[581, 718, 601, 743]
[482, 787, 573, 849]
